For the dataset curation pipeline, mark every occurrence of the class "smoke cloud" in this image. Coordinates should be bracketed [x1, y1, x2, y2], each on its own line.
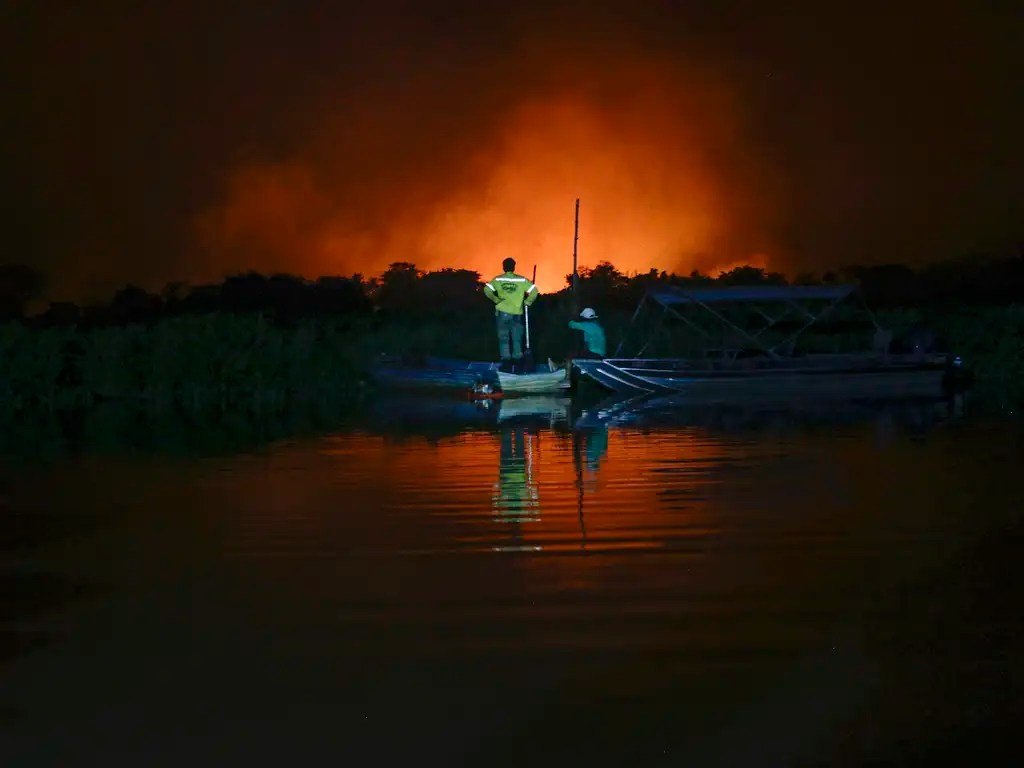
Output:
[194, 51, 782, 291]
[8, 3, 1021, 301]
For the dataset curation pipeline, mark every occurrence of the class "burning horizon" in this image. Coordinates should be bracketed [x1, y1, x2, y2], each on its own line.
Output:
[12, 3, 1020, 303]
[194, 55, 784, 292]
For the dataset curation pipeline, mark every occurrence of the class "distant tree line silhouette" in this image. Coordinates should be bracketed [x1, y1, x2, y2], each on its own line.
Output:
[0, 264, 47, 321]
[2, 252, 1023, 415]
[3, 251, 1023, 329]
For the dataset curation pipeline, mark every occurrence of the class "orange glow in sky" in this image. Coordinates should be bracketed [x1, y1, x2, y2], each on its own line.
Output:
[411, 94, 724, 290]
[195, 59, 781, 291]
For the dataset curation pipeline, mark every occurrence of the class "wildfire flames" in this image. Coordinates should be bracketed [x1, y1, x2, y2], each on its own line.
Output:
[195, 57, 782, 290]
[13, 4, 1019, 303]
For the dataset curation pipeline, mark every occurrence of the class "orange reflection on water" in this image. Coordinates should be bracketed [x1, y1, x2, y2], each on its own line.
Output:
[306, 424, 734, 556]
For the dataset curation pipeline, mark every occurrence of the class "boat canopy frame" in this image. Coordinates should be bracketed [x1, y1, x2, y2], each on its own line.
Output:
[613, 284, 865, 359]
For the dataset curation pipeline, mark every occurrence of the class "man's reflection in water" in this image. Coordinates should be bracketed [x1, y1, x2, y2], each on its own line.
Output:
[490, 408, 608, 551]
[572, 424, 609, 550]
[577, 425, 609, 487]
[493, 426, 540, 526]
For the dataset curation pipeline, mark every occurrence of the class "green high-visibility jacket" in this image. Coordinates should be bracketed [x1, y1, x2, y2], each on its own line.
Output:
[484, 272, 539, 316]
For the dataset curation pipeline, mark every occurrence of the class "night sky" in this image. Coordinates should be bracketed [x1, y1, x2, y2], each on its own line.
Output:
[6, 1, 1023, 301]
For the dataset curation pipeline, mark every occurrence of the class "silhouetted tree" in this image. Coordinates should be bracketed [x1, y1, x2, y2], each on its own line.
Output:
[580, 262, 627, 289]
[161, 281, 190, 312]
[13, 248, 1024, 331]
[0, 264, 46, 320]
[375, 262, 422, 314]
[110, 285, 162, 323]
[716, 266, 787, 286]
[842, 264, 919, 307]
[221, 272, 271, 313]
[793, 272, 821, 286]
[577, 262, 627, 307]
[178, 284, 221, 315]
[34, 301, 81, 328]
[312, 276, 372, 315]
[266, 273, 310, 319]
[420, 268, 482, 314]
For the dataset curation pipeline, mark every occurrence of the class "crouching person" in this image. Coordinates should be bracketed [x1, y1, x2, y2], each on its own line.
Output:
[569, 307, 606, 359]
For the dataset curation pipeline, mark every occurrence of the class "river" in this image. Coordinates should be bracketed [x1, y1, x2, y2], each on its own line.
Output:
[1, 394, 1021, 765]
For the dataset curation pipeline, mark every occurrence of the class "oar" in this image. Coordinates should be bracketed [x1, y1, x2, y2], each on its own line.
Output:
[568, 199, 581, 365]
[525, 296, 531, 351]
[522, 265, 537, 371]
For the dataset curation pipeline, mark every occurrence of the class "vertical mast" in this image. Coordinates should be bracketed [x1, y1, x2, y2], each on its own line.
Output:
[572, 198, 580, 306]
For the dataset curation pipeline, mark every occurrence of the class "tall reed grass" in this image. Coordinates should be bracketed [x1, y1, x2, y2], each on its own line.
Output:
[2, 304, 1022, 415]
[1, 314, 369, 414]
[933, 307, 1024, 412]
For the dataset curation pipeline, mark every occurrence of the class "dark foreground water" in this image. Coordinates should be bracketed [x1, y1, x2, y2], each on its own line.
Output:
[1, 395, 1021, 765]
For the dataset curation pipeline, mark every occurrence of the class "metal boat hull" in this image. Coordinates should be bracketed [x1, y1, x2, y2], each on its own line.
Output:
[573, 356, 951, 400]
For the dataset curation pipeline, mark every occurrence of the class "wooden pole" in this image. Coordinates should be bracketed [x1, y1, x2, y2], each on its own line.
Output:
[525, 264, 537, 351]
[571, 198, 580, 305]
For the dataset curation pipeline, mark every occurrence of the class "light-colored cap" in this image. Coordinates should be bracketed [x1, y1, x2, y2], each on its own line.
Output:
[580, 307, 597, 319]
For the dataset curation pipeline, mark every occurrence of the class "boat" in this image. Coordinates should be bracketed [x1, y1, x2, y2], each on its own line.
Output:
[373, 356, 569, 395]
[496, 368, 570, 395]
[572, 284, 969, 398]
[571, 391, 964, 430]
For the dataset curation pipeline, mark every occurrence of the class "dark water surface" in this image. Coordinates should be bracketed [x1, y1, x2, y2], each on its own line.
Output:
[1, 396, 1021, 765]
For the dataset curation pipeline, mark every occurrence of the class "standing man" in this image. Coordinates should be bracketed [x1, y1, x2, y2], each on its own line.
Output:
[483, 258, 539, 371]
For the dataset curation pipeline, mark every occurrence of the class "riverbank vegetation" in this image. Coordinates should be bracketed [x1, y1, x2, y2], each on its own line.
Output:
[1, 254, 1023, 416]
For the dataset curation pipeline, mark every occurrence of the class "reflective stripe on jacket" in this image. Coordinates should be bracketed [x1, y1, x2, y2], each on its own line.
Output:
[483, 272, 539, 316]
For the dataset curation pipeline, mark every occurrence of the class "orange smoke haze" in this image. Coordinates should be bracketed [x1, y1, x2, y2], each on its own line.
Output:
[12, 4, 1023, 304]
[195, 57, 783, 291]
